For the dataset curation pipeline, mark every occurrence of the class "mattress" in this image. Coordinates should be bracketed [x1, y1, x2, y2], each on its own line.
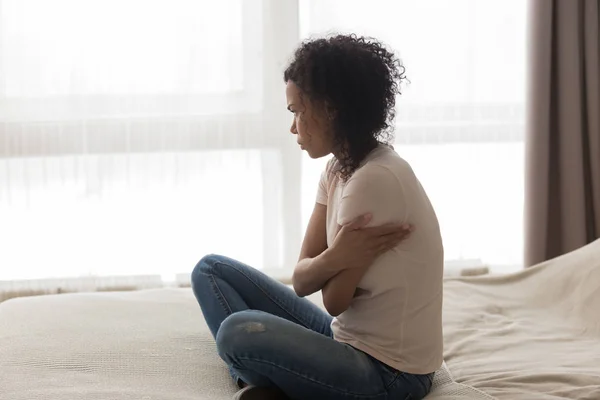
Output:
[1, 239, 600, 399]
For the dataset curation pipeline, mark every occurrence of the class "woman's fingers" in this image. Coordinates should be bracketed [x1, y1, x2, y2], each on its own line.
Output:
[372, 229, 411, 254]
[367, 223, 412, 237]
[373, 226, 411, 244]
[358, 222, 415, 257]
[344, 213, 373, 231]
[386, 235, 404, 249]
[376, 239, 398, 255]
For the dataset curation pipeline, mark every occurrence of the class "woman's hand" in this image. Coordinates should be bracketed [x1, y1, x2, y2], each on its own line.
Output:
[327, 213, 413, 271]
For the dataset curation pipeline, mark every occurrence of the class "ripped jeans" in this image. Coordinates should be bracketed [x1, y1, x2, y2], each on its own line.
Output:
[191, 254, 434, 400]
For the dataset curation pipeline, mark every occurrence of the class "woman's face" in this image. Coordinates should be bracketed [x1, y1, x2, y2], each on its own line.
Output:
[285, 81, 334, 159]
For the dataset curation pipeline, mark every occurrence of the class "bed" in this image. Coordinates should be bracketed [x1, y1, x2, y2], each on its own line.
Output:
[1, 239, 600, 399]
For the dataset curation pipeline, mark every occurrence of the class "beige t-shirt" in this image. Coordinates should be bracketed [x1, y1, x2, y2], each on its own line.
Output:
[316, 144, 444, 375]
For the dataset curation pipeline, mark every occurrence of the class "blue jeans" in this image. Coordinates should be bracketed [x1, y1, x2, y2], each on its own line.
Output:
[191, 254, 433, 400]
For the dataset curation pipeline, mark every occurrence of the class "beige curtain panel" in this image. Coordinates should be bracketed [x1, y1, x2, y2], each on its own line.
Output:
[526, 0, 600, 266]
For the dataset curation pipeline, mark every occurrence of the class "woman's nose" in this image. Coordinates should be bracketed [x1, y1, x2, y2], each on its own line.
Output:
[290, 120, 297, 134]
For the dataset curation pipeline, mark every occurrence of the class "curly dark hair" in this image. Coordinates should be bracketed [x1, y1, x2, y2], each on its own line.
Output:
[284, 34, 406, 179]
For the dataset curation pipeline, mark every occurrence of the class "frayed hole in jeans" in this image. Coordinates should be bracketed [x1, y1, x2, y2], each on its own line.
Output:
[238, 322, 266, 333]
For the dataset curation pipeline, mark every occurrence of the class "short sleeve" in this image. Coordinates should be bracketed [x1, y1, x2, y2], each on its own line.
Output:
[315, 158, 336, 205]
[337, 165, 408, 227]
[315, 169, 329, 205]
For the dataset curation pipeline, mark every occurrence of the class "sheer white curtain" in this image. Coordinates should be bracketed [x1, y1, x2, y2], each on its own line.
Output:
[0, 0, 302, 283]
[0, 0, 526, 286]
[300, 0, 527, 273]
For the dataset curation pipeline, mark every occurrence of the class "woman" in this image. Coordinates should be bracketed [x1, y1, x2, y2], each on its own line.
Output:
[191, 34, 444, 400]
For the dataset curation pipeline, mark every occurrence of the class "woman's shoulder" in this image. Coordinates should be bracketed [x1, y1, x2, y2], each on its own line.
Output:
[325, 145, 415, 186]
[355, 145, 415, 182]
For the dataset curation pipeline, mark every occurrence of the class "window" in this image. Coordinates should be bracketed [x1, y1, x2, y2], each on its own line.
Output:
[1, 0, 261, 120]
[0, 1, 527, 284]
[0, 0, 292, 282]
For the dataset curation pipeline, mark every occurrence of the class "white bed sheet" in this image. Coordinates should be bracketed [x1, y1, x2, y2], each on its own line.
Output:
[2, 239, 600, 399]
[0, 292, 487, 399]
[441, 239, 600, 399]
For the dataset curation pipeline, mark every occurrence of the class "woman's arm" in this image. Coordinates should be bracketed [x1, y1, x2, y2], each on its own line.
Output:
[293, 178, 411, 303]
[321, 165, 409, 316]
[321, 222, 410, 316]
[292, 203, 397, 297]
[292, 203, 339, 297]
[322, 267, 368, 316]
